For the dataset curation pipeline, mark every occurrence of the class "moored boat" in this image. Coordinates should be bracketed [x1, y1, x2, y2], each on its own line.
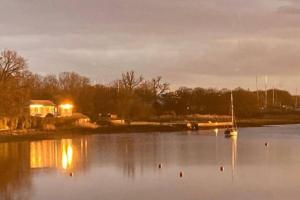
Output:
[224, 91, 238, 137]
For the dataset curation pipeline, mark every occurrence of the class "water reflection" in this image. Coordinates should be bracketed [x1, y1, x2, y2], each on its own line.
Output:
[230, 136, 238, 180]
[30, 140, 59, 169]
[0, 137, 89, 200]
[214, 128, 219, 135]
[29, 138, 88, 171]
[1, 126, 300, 200]
[0, 132, 242, 200]
[0, 142, 31, 200]
[61, 139, 73, 170]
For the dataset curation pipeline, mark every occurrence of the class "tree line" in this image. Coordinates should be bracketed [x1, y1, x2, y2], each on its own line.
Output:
[0, 49, 297, 124]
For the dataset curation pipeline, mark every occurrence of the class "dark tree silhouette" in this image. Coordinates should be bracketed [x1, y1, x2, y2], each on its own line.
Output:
[0, 50, 27, 83]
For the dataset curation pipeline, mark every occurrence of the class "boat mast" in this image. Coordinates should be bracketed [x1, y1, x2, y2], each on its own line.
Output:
[265, 76, 268, 109]
[296, 88, 298, 108]
[256, 76, 259, 107]
[231, 91, 234, 126]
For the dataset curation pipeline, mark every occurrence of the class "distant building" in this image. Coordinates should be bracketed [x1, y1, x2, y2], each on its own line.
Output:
[71, 113, 90, 123]
[58, 103, 74, 117]
[98, 113, 125, 125]
[30, 100, 56, 117]
[30, 100, 74, 117]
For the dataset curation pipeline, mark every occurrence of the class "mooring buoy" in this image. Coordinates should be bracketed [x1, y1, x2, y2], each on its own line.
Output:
[220, 166, 224, 172]
[179, 171, 184, 178]
[265, 142, 269, 147]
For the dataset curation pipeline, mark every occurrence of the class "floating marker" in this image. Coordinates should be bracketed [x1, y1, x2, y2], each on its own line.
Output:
[69, 172, 74, 177]
[179, 171, 184, 178]
[265, 142, 269, 147]
[158, 164, 162, 169]
[220, 166, 224, 172]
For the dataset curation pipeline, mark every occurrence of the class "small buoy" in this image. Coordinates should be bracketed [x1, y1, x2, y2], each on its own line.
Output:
[179, 171, 184, 178]
[158, 164, 162, 169]
[69, 172, 74, 177]
[265, 142, 269, 147]
[220, 166, 224, 172]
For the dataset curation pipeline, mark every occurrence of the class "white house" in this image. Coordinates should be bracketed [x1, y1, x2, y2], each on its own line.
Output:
[30, 100, 74, 117]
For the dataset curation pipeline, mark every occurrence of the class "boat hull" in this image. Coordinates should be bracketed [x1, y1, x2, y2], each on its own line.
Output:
[224, 129, 238, 137]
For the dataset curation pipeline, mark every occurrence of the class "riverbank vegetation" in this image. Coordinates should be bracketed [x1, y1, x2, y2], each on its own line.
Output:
[1, 49, 299, 131]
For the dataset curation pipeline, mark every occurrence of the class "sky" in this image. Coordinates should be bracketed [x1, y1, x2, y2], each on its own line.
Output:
[1, 0, 300, 92]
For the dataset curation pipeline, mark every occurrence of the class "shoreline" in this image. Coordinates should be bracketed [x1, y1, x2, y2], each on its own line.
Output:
[0, 125, 187, 142]
[1, 118, 300, 142]
[237, 118, 300, 127]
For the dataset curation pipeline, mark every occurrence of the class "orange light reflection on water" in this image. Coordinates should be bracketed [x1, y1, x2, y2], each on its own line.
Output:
[61, 139, 73, 170]
[29, 138, 88, 172]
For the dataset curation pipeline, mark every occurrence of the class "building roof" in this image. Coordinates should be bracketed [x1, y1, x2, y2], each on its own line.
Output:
[30, 100, 56, 106]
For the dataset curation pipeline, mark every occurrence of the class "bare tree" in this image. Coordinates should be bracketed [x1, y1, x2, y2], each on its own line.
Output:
[151, 76, 170, 97]
[58, 72, 90, 91]
[121, 71, 144, 90]
[0, 50, 27, 82]
[0, 50, 30, 123]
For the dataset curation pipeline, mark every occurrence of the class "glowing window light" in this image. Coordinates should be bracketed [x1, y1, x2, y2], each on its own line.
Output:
[30, 104, 43, 108]
[59, 104, 73, 109]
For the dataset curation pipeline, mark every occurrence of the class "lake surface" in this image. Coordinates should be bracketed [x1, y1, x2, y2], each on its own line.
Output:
[1, 125, 300, 200]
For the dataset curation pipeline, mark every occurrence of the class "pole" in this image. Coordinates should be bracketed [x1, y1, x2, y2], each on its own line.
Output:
[273, 87, 275, 106]
[265, 76, 268, 109]
[231, 91, 234, 125]
[256, 76, 259, 107]
[296, 88, 298, 108]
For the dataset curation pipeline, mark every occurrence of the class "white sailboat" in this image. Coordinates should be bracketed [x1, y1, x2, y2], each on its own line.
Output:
[224, 91, 238, 137]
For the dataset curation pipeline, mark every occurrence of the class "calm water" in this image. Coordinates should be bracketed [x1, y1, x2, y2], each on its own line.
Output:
[1, 125, 300, 200]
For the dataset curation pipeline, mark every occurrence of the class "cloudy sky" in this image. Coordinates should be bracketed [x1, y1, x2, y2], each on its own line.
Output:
[1, 0, 300, 92]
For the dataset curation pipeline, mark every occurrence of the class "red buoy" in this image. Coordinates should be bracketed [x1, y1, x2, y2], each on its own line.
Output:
[220, 166, 224, 172]
[179, 171, 184, 178]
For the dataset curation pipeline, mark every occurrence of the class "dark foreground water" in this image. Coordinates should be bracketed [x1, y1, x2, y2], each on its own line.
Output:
[1, 125, 300, 200]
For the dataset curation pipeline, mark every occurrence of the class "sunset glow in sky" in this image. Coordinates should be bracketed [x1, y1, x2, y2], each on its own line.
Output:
[1, 0, 300, 92]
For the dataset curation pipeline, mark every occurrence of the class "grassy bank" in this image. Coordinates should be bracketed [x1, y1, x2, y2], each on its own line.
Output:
[0, 124, 187, 142]
[1, 114, 300, 142]
[238, 114, 300, 127]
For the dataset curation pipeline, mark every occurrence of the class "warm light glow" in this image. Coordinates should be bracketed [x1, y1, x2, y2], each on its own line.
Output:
[231, 135, 238, 178]
[30, 104, 43, 108]
[60, 104, 73, 109]
[214, 128, 219, 135]
[28, 138, 89, 172]
[61, 139, 73, 170]
[62, 154, 68, 169]
[30, 140, 58, 169]
[187, 123, 192, 128]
